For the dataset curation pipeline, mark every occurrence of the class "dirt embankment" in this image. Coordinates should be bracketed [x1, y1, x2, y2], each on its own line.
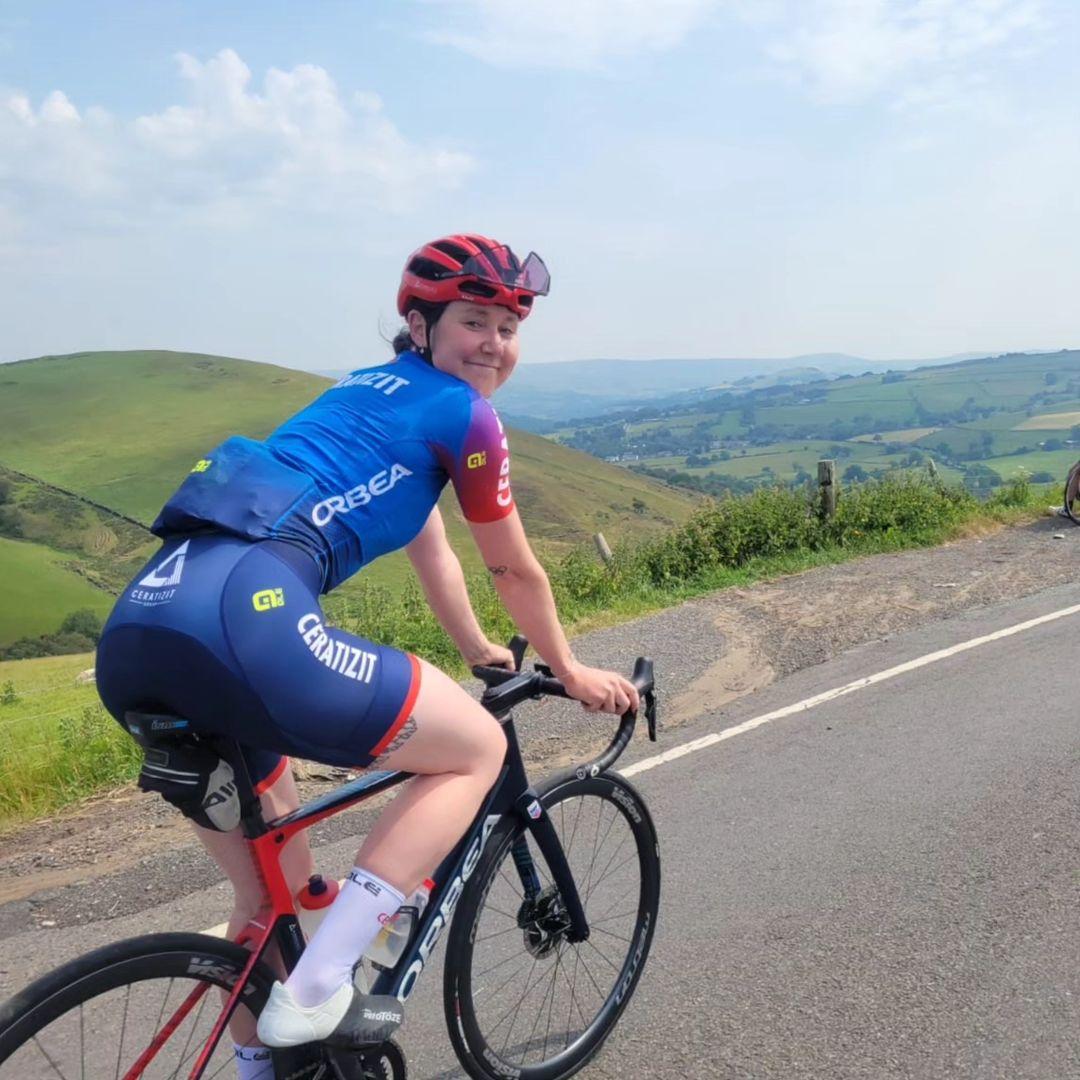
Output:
[3, 515, 1078, 935]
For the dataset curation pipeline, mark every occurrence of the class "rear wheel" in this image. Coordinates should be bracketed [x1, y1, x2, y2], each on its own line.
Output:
[0, 932, 280, 1077]
[444, 773, 660, 1080]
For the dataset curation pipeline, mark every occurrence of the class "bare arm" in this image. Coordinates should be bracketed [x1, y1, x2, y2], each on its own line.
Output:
[469, 510, 638, 714]
[405, 506, 511, 668]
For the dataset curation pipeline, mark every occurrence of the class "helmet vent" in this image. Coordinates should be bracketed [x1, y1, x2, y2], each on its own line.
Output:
[408, 255, 452, 279]
[431, 239, 471, 263]
[458, 280, 498, 299]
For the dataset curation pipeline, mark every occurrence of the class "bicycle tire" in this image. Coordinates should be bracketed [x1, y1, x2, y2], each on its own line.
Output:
[1064, 460, 1080, 524]
[0, 932, 282, 1078]
[444, 772, 660, 1080]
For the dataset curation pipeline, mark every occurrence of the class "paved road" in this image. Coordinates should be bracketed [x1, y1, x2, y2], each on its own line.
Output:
[3, 582, 1079, 1078]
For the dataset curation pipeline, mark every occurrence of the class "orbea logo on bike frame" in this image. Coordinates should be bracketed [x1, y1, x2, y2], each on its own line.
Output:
[297, 613, 378, 683]
[311, 463, 412, 527]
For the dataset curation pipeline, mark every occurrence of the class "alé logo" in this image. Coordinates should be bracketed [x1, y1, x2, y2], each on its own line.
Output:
[130, 541, 189, 606]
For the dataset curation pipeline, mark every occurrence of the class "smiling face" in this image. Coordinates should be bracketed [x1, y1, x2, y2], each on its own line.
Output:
[408, 300, 521, 398]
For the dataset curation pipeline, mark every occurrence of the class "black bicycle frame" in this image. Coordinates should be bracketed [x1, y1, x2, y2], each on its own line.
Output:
[258, 712, 591, 1006]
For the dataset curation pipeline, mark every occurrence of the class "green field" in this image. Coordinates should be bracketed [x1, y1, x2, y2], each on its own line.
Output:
[0, 538, 115, 643]
[0, 350, 697, 644]
[553, 351, 1080, 496]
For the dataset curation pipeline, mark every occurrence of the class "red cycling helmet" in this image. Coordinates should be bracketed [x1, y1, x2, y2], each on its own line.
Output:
[397, 234, 550, 320]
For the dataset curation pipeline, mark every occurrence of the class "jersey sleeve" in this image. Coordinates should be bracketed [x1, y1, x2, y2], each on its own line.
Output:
[439, 395, 515, 524]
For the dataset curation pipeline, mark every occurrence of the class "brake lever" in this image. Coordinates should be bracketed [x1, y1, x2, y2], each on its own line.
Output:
[644, 690, 658, 742]
[508, 634, 529, 672]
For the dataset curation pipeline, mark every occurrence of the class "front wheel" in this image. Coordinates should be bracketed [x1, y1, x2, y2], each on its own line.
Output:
[444, 772, 660, 1080]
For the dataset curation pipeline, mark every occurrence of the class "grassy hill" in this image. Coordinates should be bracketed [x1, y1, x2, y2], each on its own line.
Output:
[0, 538, 117, 643]
[0, 350, 696, 644]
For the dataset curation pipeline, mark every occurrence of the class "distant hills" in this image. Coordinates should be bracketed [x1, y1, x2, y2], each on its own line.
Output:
[0, 350, 696, 646]
[546, 349, 1080, 501]
[485, 352, 1001, 425]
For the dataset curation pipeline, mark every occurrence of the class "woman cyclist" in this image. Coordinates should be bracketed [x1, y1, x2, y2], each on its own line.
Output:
[95, 234, 639, 1068]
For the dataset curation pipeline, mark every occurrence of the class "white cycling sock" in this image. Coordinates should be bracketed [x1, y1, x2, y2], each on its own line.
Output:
[233, 1042, 273, 1079]
[284, 867, 405, 1007]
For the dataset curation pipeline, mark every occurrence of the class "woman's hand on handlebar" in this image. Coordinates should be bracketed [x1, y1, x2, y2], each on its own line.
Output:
[463, 639, 518, 671]
[559, 661, 640, 716]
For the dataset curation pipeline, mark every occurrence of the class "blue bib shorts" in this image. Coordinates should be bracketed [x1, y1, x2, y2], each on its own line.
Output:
[96, 536, 420, 791]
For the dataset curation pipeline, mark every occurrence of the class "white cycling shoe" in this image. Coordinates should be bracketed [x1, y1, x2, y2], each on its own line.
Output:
[257, 981, 404, 1049]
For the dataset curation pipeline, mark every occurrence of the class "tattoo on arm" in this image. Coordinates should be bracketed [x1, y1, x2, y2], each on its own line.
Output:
[487, 565, 508, 576]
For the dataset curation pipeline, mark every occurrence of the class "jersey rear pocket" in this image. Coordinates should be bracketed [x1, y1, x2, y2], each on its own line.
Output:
[151, 436, 317, 542]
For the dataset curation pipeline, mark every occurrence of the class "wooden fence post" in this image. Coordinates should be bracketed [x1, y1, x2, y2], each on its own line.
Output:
[817, 459, 838, 518]
[594, 532, 614, 565]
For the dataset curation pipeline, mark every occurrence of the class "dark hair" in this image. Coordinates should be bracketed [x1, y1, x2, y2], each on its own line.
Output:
[392, 300, 446, 362]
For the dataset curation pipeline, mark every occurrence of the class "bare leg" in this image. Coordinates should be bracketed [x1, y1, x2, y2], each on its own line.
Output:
[257, 659, 507, 1042]
[351, 658, 507, 893]
[193, 763, 314, 1046]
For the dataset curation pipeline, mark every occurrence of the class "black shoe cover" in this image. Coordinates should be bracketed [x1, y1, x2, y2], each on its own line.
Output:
[324, 993, 404, 1048]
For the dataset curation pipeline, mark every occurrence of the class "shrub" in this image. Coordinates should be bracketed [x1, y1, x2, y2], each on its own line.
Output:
[59, 609, 104, 642]
[986, 473, 1031, 509]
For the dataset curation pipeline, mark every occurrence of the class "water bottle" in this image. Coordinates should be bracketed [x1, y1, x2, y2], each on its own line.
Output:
[295, 874, 340, 942]
[364, 879, 434, 969]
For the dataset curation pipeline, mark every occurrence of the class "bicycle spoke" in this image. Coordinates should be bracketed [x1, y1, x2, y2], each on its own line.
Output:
[587, 905, 639, 927]
[581, 803, 622, 906]
[497, 863, 524, 901]
[540, 943, 566, 1064]
[518, 965, 559, 1066]
[474, 950, 536, 1003]
[475, 922, 524, 944]
[583, 829, 631, 908]
[582, 936, 622, 976]
[564, 795, 586, 859]
[571, 942, 610, 1003]
[30, 1035, 68, 1080]
[590, 923, 632, 945]
[116, 983, 132, 1079]
[167, 985, 212, 1080]
[585, 849, 639, 910]
[496, 955, 542, 1055]
[561, 944, 591, 1040]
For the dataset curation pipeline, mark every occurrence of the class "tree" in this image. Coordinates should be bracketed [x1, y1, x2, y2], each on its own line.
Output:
[843, 464, 869, 482]
[59, 609, 104, 643]
[0, 477, 11, 505]
[1044, 372, 1059, 386]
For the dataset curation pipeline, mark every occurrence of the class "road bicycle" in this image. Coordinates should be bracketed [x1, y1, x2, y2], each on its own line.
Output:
[0, 638, 660, 1080]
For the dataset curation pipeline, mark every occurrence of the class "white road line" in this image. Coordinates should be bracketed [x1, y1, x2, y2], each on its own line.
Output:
[199, 601, 1080, 935]
[622, 600, 1080, 778]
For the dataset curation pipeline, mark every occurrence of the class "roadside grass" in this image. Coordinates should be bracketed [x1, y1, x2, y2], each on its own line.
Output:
[0, 474, 1060, 832]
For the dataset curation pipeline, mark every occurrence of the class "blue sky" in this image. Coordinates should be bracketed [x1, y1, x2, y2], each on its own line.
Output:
[2, 0, 1078, 369]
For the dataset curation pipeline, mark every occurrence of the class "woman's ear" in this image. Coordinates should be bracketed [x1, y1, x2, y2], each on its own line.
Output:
[406, 309, 427, 350]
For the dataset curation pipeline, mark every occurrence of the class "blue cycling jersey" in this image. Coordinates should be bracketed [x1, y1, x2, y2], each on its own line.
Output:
[151, 351, 514, 591]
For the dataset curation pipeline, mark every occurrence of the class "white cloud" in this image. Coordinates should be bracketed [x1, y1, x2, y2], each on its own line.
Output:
[0, 49, 475, 239]
[424, 0, 1050, 111]
[422, 0, 717, 69]
[759, 0, 1047, 104]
